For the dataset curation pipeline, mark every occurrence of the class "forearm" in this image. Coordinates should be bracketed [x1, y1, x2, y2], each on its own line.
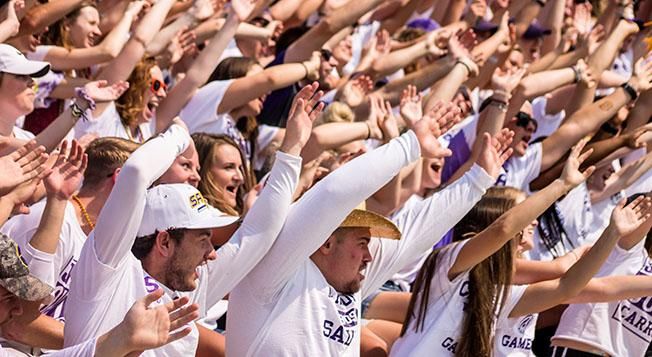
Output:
[156, 14, 239, 131]
[557, 227, 620, 299]
[0, 196, 15, 226]
[424, 65, 470, 110]
[132, 0, 176, 44]
[538, 0, 565, 54]
[589, 20, 636, 75]
[519, 67, 575, 98]
[622, 90, 652, 135]
[441, 0, 466, 26]
[513, 1, 542, 38]
[371, 41, 429, 78]
[379, 0, 421, 35]
[17, 0, 83, 36]
[29, 196, 67, 254]
[0, 17, 19, 42]
[513, 256, 573, 285]
[472, 30, 509, 67]
[301, 121, 368, 162]
[528, 45, 564, 73]
[269, 0, 303, 21]
[35, 107, 79, 152]
[378, 55, 456, 106]
[146, 13, 196, 57]
[366, 174, 402, 217]
[568, 275, 652, 304]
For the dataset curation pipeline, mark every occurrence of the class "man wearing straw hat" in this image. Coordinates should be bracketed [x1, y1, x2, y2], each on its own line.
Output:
[226, 105, 515, 356]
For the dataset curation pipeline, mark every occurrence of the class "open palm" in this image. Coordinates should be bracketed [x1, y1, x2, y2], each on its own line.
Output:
[84, 80, 130, 102]
[560, 138, 595, 188]
[44, 140, 88, 200]
[610, 196, 652, 237]
[284, 82, 324, 152]
[0, 141, 48, 196]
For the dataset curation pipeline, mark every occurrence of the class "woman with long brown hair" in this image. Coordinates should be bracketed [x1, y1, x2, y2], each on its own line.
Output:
[391, 139, 652, 357]
[192, 133, 254, 216]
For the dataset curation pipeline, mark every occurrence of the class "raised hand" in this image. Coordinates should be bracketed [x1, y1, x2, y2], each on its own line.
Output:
[190, 0, 215, 20]
[231, 0, 257, 21]
[413, 102, 463, 159]
[572, 59, 596, 88]
[120, 289, 199, 354]
[44, 140, 88, 200]
[475, 129, 514, 178]
[448, 31, 479, 76]
[609, 196, 652, 238]
[573, 2, 593, 35]
[399, 85, 423, 129]
[366, 94, 387, 140]
[83, 80, 130, 102]
[379, 100, 400, 142]
[340, 75, 373, 108]
[630, 53, 652, 92]
[282, 82, 324, 155]
[560, 138, 595, 189]
[0, 141, 48, 196]
[627, 123, 652, 148]
[491, 66, 527, 94]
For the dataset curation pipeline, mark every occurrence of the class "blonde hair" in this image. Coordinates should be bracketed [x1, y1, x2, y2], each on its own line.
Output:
[82, 137, 140, 189]
[315, 101, 355, 126]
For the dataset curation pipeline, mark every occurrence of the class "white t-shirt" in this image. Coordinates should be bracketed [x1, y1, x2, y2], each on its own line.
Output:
[12, 126, 35, 140]
[227, 130, 495, 356]
[74, 102, 155, 142]
[64, 124, 301, 356]
[552, 239, 651, 356]
[391, 241, 527, 356]
[494, 311, 538, 357]
[1, 200, 85, 321]
[531, 96, 565, 141]
[495, 143, 543, 193]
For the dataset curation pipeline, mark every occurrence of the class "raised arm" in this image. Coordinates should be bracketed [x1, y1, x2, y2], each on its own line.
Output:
[509, 196, 652, 317]
[155, 0, 257, 132]
[449, 139, 595, 279]
[244, 104, 462, 296]
[202, 83, 320, 306]
[284, 0, 384, 63]
[540, 56, 652, 172]
[93, 122, 190, 267]
[41, 1, 144, 71]
[0, 0, 21, 42]
[17, 0, 82, 36]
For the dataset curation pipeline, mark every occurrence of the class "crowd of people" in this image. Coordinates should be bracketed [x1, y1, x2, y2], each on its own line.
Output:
[0, 0, 651, 355]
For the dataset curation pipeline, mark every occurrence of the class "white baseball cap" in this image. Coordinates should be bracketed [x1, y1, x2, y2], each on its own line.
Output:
[0, 44, 50, 78]
[137, 184, 239, 237]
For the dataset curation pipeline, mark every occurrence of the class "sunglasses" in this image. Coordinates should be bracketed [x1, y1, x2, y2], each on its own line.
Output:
[320, 48, 333, 61]
[515, 111, 535, 128]
[150, 79, 167, 94]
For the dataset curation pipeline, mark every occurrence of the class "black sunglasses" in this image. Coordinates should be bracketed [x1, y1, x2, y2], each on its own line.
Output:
[515, 111, 534, 128]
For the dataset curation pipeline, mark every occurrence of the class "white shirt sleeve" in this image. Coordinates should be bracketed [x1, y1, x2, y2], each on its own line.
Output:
[362, 164, 495, 298]
[243, 130, 422, 300]
[23, 243, 56, 287]
[179, 80, 234, 133]
[92, 124, 190, 268]
[202, 150, 301, 307]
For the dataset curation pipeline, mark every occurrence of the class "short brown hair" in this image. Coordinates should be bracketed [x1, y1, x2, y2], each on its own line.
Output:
[82, 137, 140, 189]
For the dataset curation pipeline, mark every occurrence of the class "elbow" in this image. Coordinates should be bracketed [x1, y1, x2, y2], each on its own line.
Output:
[118, 160, 150, 186]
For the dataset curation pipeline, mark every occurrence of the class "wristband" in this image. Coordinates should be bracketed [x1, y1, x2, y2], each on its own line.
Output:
[69, 102, 87, 122]
[571, 65, 581, 84]
[455, 59, 473, 75]
[74, 87, 96, 111]
[300, 62, 310, 79]
[488, 99, 508, 112]
[621, 82, 639, 101]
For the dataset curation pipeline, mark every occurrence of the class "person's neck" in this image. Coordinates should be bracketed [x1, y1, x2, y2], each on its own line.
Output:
[0, 113, 17, 137]
[141, 258, 170, 289]
[72, 188, 109, 235]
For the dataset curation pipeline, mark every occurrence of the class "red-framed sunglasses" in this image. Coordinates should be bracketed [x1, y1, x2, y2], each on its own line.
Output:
[150, 79, 167, 95]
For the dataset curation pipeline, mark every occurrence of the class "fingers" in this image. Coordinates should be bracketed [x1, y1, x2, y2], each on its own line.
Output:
[10, 140, 37, 162]
[581, 165, 596, 179]
[164, 295, 190, 313]
[143, 288, 165, 306]
[309, 102, 325, 121]
[570, 137, 590, 159]
[168, 303, 199, 331]
[577, 147, 594, 164]
[167, 327, 193, 344]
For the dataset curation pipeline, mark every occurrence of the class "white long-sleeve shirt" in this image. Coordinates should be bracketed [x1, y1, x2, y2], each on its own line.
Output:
[64, 124, 301, 356]
[226, 131, 495, 356]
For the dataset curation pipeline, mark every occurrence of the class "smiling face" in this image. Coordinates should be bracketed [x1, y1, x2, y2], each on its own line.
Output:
[209, 144, 245, 209]
[164, 229, 215, 291]
[67, 6, 101, 48]
[0, 73, 36, 120]
[141, 66, 167, 122]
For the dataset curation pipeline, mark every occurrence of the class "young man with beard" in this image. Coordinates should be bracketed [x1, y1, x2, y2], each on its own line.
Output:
[225, 103, 514, 355]
[63, 84, 321, 356]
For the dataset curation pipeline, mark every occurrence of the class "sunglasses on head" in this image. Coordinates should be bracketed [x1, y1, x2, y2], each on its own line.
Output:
[150, 79, 167, 94]
[320, 48, 333, 61]
[515, 111, 534, 128]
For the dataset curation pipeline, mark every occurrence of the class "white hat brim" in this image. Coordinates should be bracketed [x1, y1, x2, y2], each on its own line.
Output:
[3, 60, 50, 77]
[184, 205, 239, 230]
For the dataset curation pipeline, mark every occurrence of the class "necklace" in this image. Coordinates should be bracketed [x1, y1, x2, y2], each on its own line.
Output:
[71, 195, 95, 230]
